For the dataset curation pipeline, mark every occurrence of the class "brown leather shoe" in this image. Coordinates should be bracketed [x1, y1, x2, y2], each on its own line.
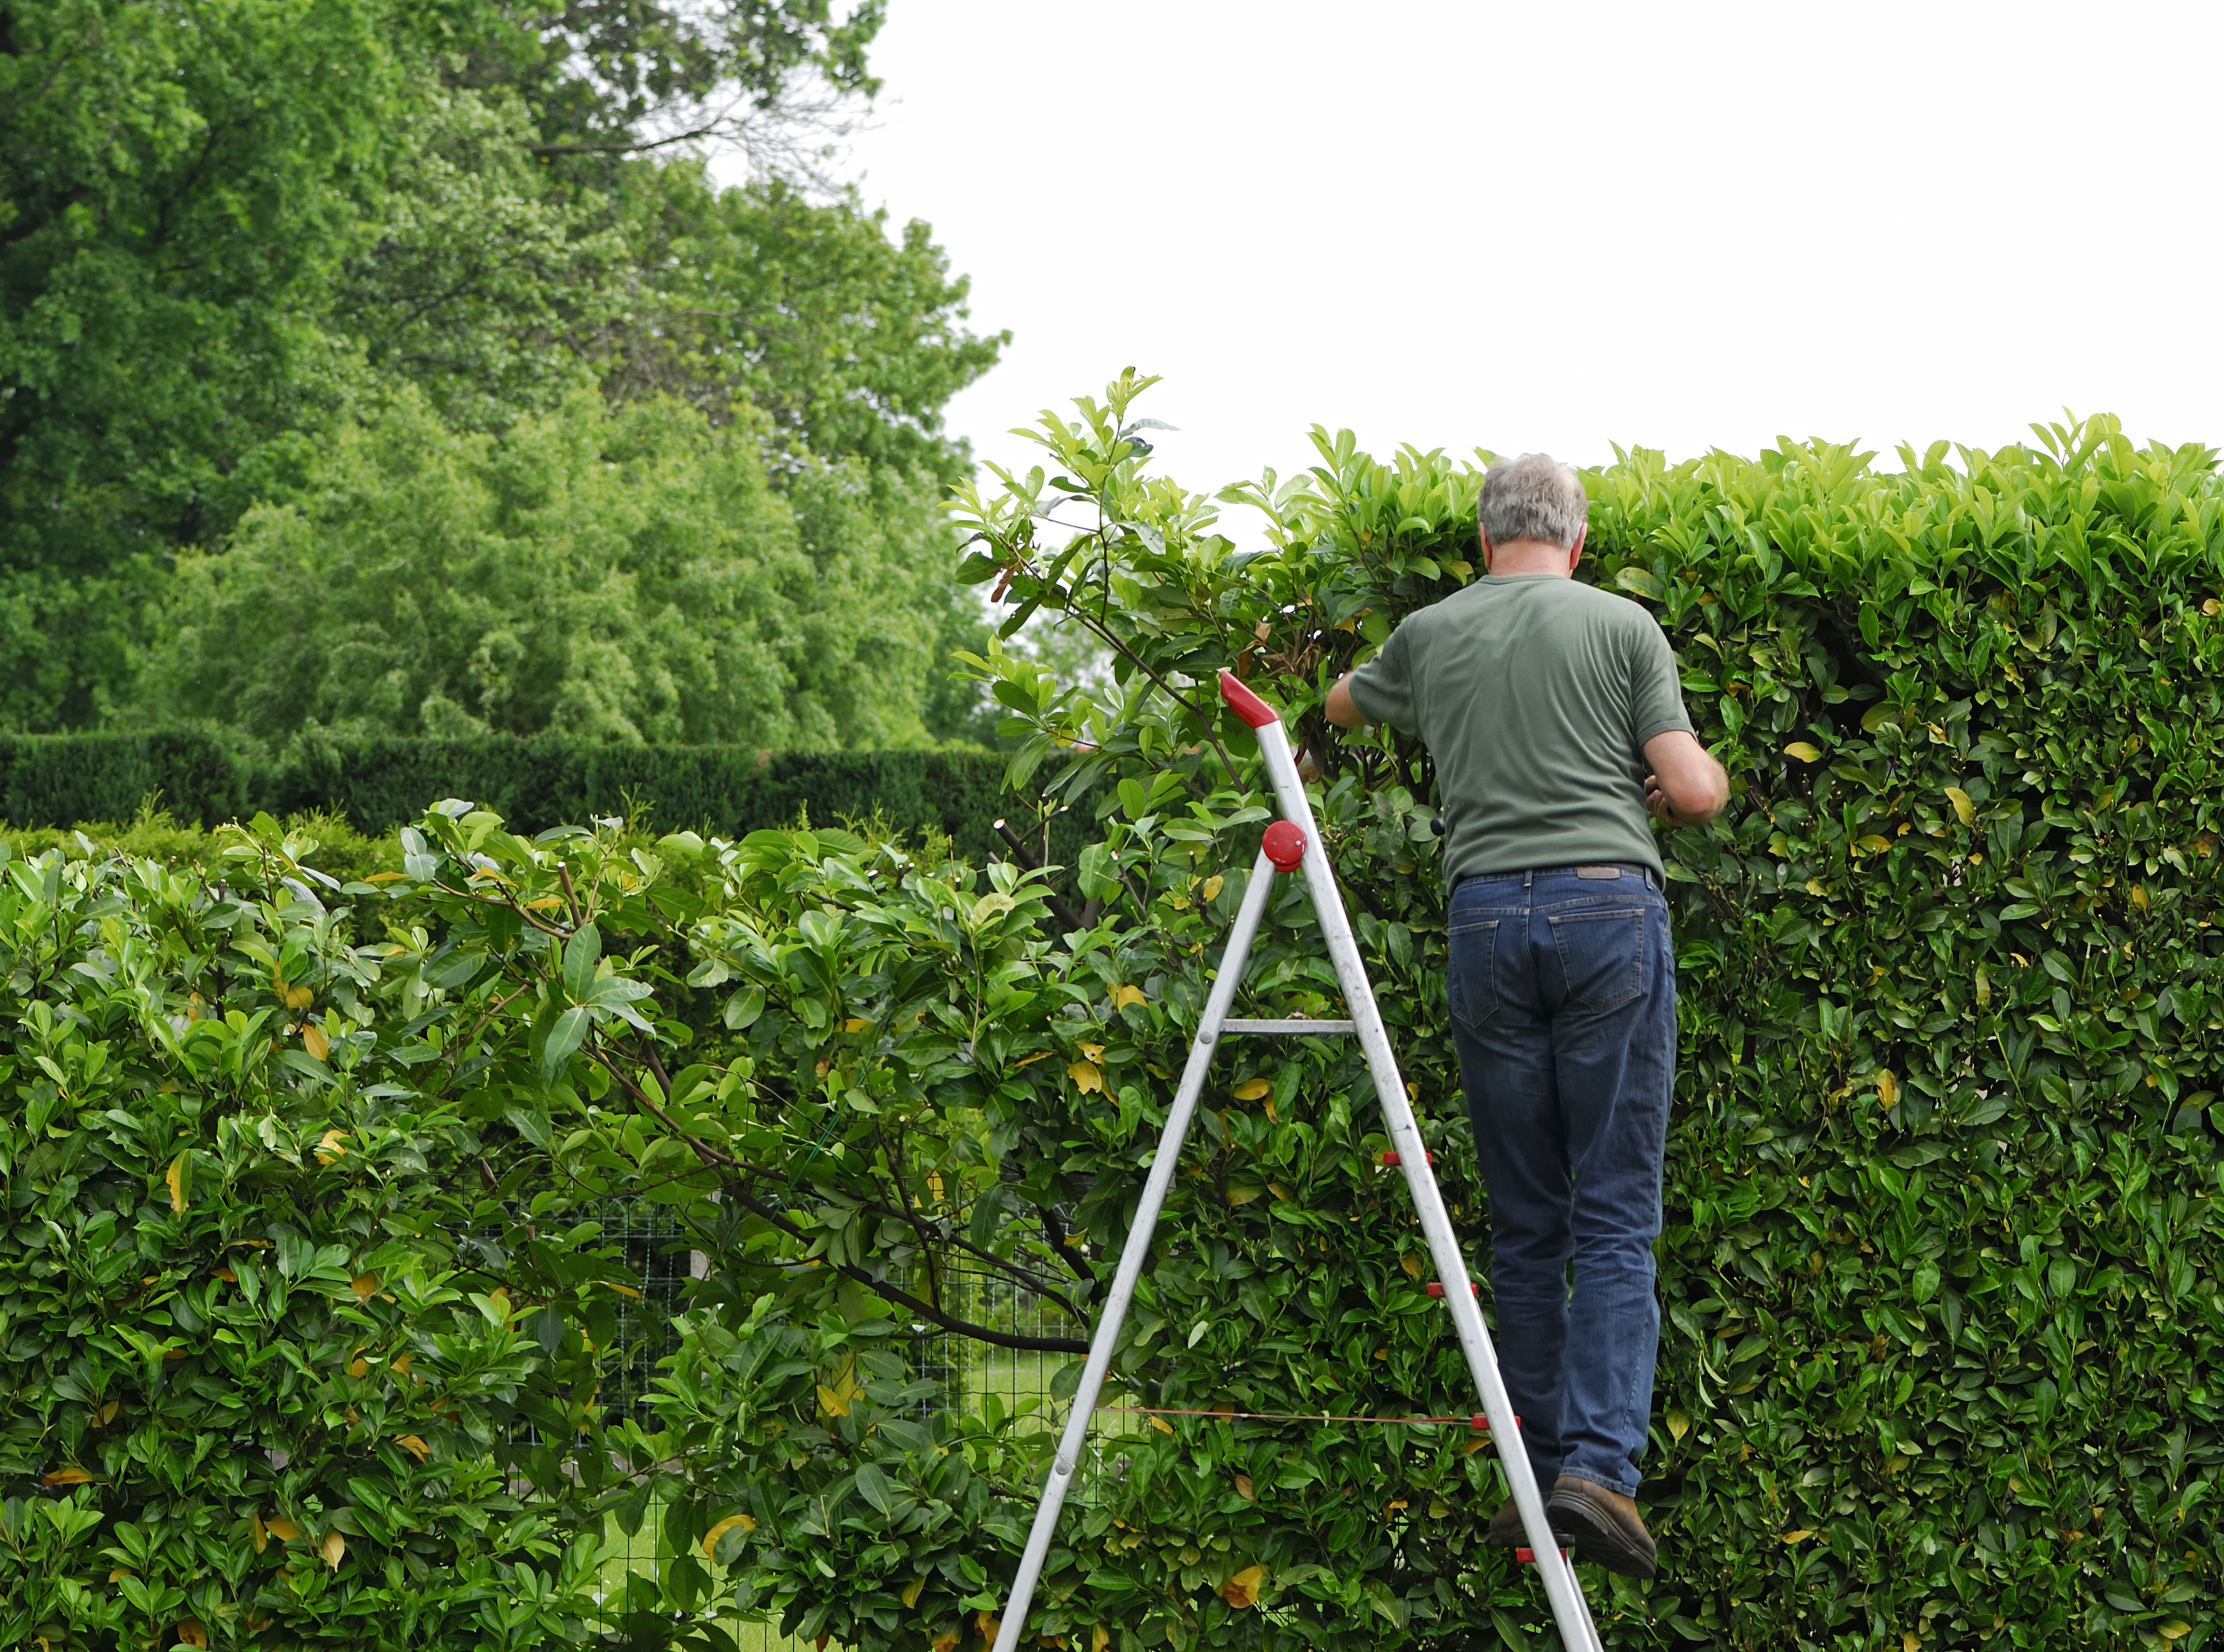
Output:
[1485, 1498, 1525, 1549]
[1546, 1476, 1657, 1578]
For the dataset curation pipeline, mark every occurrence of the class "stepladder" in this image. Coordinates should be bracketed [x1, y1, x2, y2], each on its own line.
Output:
[989, 670, 1608, 1652]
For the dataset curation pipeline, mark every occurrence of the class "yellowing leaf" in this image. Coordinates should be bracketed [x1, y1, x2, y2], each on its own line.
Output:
[1067, 1061, 1103, 1095]
[347, 1357, 370, 1379]
[703, 1512, 759, 1560]
[315, 1129, 348, 1164]
[816, 1384, 852, 1419]
[1093, 1628, 1110, 1652]
[1230, 1078, 1270, 1101]
[900, 1573, 927, 1608]
[1782, 1528, 1815, 1544]
[1224, 1184, 1262, 1206]
[1400, 1254, 1421, 1279]
[177, 1620, 210, 1649]
[1783, 741, 1822, 763]
[1877, 1069, 1900, 1108]
[1220, 1564, 1264, 1609]
[607, 1282, 642, 1300]
[390, 1353, 414, 1377]
[1944, 785, 1975, 826]
[351, 1273, 376, 1303]
[1110, 985, 1147, 1011]
[109, 1567, 131, 1581]
[1666, 1409, 1689, 1443]
[363, 871, 408, 883]
[1149, 1415, 1175, 1434]
[2160, 1623, 2193, 1642]
[1901, 1634, 1919, 1652]
[283, 983, 313, 1010]
[2132, 884, 2150, 911]
[266, 1515, 301, 1542]
[1202, 875, 1223, 901]
[41, 1467, 93, 1485]
[321, 1529, 345, 1570]
[166, 1153, 187, 1214]
[392, 1434, 430, 1463]
[1857, 834, 1892, 853]
[1267, 1182, 1291, 1202]
[302, 1024, 330, 1061]
[841, 1017, 871, 1032]
[96, 1400, 119, 1425]
[1233, 1474, 1254, 1500]
[975, 1613, 1001, 1647]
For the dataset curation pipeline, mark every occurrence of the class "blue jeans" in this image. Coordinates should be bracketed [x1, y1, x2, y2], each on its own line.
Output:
[1446, 865, 1675, 1498]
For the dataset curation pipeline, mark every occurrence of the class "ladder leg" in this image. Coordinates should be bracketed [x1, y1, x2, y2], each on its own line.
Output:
[1245, 716, 1609, 1652]
[990, 846, 1283, 1652]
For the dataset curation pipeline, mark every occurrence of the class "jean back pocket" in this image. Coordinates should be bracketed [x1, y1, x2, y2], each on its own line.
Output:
[1547, 906, 1646, 1012]
[1447, 917, 1501, 1029]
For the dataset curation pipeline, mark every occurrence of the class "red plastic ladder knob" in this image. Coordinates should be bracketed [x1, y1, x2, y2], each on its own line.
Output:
[1467, 1414, 1520, 1431]
[1514, 1547, 1570, 1564]
[1378, 1150, 1435, 1167]
[1424, 1281, 1478, 1298]
[1261, 820, 1307, 871]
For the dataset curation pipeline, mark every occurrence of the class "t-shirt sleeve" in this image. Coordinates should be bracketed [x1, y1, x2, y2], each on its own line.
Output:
[1344, 623, 1419, 733]
[1629, 619, 1696, 748]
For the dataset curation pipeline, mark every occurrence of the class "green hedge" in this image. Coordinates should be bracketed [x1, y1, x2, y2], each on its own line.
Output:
[0, 734, 1017, 863]
[936, 394, 2224, 1650]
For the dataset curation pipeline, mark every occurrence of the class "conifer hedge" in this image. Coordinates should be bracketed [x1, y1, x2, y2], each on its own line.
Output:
[0, 735, 1012, 863]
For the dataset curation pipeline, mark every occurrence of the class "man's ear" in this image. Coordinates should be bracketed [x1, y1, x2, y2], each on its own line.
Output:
[1567, 523, 1587, 572]
[1478, 529, 1494, 574]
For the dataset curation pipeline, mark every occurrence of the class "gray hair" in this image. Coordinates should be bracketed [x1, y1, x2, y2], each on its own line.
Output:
[1478, 453, 1587, 550]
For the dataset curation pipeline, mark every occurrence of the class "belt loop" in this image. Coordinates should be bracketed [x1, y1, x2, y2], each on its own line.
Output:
[1523, 869, 1533, 892]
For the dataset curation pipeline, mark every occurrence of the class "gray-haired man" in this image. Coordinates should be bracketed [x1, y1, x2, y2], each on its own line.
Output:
[1326, 453, 1726, 1577]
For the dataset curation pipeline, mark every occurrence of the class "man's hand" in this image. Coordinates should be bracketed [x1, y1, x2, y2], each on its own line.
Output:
[1324, 674, 1367, 728]
[1642, 730, 1729, 828]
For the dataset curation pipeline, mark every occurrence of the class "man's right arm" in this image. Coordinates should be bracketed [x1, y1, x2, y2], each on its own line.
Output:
[1324, 674, 1367, 727]
[1643, 730, 1729, 828]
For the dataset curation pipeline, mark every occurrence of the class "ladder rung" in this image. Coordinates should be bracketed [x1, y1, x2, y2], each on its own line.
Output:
[1219, 1018, 1356, 1035]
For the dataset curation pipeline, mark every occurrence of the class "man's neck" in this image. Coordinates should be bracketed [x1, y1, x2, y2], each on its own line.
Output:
[1484, 538, 1576, 577]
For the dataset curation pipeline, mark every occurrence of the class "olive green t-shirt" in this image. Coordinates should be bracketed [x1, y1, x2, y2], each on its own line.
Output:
[1345, 575, 1694, 881]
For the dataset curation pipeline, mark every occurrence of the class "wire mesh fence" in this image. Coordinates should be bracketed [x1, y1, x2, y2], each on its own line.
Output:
[581, 1199, 1105, 1648]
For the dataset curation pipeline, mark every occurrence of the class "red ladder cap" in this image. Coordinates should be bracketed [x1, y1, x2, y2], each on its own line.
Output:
[1425, 1281, 1478, 1298]
[1378, 1150, 1435, 1167]
[1217, 670, 1281, 728]
[1262, 820, 1307, 871]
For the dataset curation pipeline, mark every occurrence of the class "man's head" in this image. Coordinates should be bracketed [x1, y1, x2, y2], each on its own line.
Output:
[1478, 453, 1587, 574]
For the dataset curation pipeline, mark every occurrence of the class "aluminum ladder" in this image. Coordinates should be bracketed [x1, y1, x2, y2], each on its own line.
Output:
[989, 669, 1607, 1652]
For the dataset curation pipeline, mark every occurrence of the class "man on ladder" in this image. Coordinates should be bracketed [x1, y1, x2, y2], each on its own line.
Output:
[1326, 452, 1728, 1578]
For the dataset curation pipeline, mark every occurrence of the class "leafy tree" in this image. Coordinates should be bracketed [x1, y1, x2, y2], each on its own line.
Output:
[137, 389, 963, 750]
[442, 0, 885, 163]
[0, 0, 1003, 743]
[0, 0, 412, 728]
[602, 163, 1008, 479]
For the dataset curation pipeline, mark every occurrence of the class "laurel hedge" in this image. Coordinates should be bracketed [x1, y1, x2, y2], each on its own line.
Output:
[893, 393, 2224, 1651]
[10, 399, 2224, 1652]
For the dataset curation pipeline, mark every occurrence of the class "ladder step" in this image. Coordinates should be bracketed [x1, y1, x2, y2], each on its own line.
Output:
[1219, 1018, 1356, 1035]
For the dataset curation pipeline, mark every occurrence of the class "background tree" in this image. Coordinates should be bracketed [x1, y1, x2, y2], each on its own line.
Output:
[0, 0, 1004, 741]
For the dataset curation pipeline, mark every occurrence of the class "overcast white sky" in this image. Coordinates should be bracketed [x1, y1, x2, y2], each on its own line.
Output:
[839, 1, 2224, 514]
